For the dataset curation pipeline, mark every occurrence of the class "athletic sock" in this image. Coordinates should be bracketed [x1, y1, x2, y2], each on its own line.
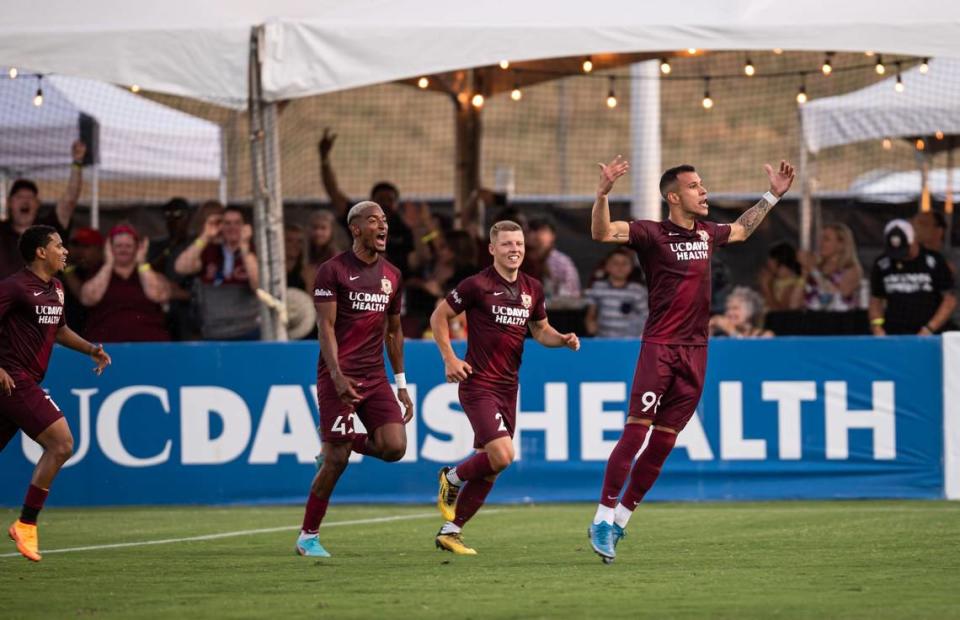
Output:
[452, 479, 495, 528]
[621, 429, 678, 509]
[300, 493, 330, 535]
[19, 484, 49, 525]
[454, 452, 496, 482]
[614, 503, 633, 529]
[598, 423, 650, 507]
[439, 521, 461, 535]
[350, 434, 376, 456]
[593, 504, 614, 525]
[445, 467, 464, 487]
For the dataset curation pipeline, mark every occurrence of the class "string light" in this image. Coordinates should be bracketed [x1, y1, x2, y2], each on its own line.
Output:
[936, 130, 945, 140]
[687, 48, 698, 55]
[865, 50, 876, 57]
[417, 76, 429, 89]
[821, 53, 833, 76]
[499, 60, 510, 70]
[659, 58, 671, 75]
[701, 78, 713, 109]
[744, 58, 755, 76]
[33, 76, 43, 107]
[796, 77, 807, 105]
[606, 77, 617, 108]
[773, 48, 783, 55]
[510, 84, 522, 101]
[471, 93, 484, 108]
[882, 138, 893, 150]
[130, 84, 141, 93]
[894, 63, 904, 92]
[582, 57, 593, 73]
[919, 58, 929, 74]
[8, 67, 17, 79]
[875, 55, 886, 75]
[915, 138, 925, 151]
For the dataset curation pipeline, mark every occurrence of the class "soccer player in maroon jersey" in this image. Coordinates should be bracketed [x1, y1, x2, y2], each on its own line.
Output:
[295, 201, 414, 558]
[1, 226, 111, 562]
[587, 156, 794, 563]
[431, 220, 580, 555]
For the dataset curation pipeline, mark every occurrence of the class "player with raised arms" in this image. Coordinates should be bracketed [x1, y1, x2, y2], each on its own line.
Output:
[2, 225, 111, 562]
[431, 220, 580, 555]
[587, 156, 794, 563]
[295, 201, 414, 558]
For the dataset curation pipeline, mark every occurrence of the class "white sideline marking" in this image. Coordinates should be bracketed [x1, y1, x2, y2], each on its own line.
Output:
[1, 510, 497, 558]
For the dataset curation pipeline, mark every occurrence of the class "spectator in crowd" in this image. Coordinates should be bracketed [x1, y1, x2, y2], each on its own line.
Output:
[584, 247, 649, 338]
[317, 127, 416, 276]
[524, 216, 581, 300]
[61, 227, 104, 334]
[869, 219, 956, 335]
[80, 224, 172, 342]
[913, 210, 949, 254]
[304, 209, 347, 273]
[758, 241, 806, 311]
[284, 223, 308, 290]
[175, 205, 261, 340]
[709, 286, 773, 338]
[794, 223, 863, 311]
[0, 141, 86, 278]
[149, 197, 196, 341]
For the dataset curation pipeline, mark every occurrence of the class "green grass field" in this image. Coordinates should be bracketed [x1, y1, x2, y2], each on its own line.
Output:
[1, 501, 958, 619]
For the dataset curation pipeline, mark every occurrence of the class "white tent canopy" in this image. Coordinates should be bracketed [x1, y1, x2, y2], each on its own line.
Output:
[801, 58, 960, 153]
[850, 168, 960, 203]
[2, 1, 960, 106]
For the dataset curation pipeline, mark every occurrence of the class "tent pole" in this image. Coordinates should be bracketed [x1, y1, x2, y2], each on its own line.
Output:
[219, 129, 228, 206]
[91, 164, 100, 230]
[0, 173, 7, 221]
[798, 147, 813, 252]
[630, 60, 661, 221]
[454, 69, 481, 229]
[947, 147, 955, 251]
[919, 147, 931, 213]
[248, 26, 288, 341]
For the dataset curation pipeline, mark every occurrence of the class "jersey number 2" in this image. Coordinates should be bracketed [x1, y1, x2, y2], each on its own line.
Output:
[494, 412, 507, 432]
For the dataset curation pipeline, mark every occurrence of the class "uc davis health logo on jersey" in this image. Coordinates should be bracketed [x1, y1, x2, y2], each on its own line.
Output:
[381, 278, 393, 295]
[521, 293, 532, 309]
[698, 230, 710, 243]
[56, 287, 64, 305]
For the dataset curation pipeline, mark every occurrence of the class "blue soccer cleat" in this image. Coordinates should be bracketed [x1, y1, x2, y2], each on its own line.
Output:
[315, 452, 325, 471]
[588, 522, 616, 563]
[612, 523, 626, 550]
[295, 533, 331, 558]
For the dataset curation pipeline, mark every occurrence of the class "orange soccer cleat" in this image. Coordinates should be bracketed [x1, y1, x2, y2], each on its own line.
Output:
[8, 519, 42, 562]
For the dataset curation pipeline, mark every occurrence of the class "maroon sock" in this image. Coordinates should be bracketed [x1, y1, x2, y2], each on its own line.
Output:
[452, 478, 495, 528]
[19, 484, 49, 525]
[599, 423, 650, 507]
[300, 493, 330, 534]
[454, 452, 495, 482]
[350, 434, 375, 456]
[621, 430, 678, 509]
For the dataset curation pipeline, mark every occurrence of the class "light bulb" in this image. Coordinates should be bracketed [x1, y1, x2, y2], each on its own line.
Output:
[510, 87, 522, 101]
[582, 58, 593, 73]
[936, 130, 945, 140]
[8, 67, 17, 79]
[687, 48, 698, 55]
[895, 76, 904, 92]
[821, 58, 832, 76]
[499, 60, 510, 70]
[659, 59, 671, 75]
[773, 48, 783, 55]
[796, 89, 807, 104]
[916, 138, 925, 151]
[882, 138, 892, 150]
[33, 88, 43, 107]
[744, 60, 755, 76]
[606, 93, 617, 108]
[471, 93, 484, 108]
[919, 58, 929, 74]
[130, 84, 141, 93]
[875, 56, 885, 75]
[417, 76, 429, 89]
[865, 50, 875, 57]
[702, 94, 713, 109]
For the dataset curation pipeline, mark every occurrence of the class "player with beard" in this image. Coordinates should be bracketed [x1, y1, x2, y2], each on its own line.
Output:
[1, 225, 111, 562]
[431, 220, 580, 555]
[587, 157, 794, 563]
[296, 201, 414, 558]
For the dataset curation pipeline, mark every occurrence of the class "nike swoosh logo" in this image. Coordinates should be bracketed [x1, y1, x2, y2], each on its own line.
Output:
[492, 292, 504, 296]
[667, 232, 680, 236]
[33, 291, 43, 296]
[349, 276, 360, 281]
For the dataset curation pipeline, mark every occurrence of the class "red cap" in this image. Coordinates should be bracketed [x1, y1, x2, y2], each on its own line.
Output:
[108, 224, 139, 241]
[71, 227, 105, 246]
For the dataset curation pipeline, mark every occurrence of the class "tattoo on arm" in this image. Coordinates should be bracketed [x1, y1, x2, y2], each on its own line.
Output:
[734, 198, 774, 239]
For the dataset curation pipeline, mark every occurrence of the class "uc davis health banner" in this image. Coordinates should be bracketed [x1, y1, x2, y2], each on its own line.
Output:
[0, 337, 945, 506]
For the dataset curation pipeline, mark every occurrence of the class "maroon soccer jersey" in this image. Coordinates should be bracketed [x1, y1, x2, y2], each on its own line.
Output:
[313, 251, 402, 379]
[628, 219, 730, 345]
[0, 269, 66, 382]
[445, 266, 547, 387]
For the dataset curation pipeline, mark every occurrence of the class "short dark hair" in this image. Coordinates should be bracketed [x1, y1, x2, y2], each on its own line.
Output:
[223, 205, 247, 222]
[528, 216, 557, 233]
[369, 182, 399, 199]
[768, 241, 801, 275]
[9, 179, 38, 199]
[19, 225, 57, 263]
[163, 197, 190, 216]
[659, 165, 697, 199]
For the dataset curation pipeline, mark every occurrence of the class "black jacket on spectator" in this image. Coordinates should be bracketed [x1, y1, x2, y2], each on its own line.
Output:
[870, 248, 956, 334]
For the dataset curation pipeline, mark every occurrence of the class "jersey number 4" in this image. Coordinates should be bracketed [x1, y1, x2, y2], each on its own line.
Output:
[332, 414, 357, 435]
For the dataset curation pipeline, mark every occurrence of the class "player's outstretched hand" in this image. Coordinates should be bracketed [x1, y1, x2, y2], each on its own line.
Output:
[90, 344, 111, 376]
[397, 389, 414, 424]
[561, 332, 580, 351]
[0, 367, 15, 395]
[597, 155, 630, 196]
[765, 160, 796, 198]
[444, 357, 473, 383]
[334, 373, 362, 405]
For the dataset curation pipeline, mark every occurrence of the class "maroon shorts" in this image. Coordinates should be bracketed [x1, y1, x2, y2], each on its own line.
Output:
[0, 381, 64, 451]
[628, 342, 708, 432]
[459, 381, 518, 449]
[316, 374, 403, 443]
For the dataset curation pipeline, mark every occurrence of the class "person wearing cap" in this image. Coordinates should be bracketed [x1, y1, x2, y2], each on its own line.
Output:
[869, 219, 957, 336]
[79, 224, 172, 342]
[0, 141, 87, 279]
[525, 216, 581, 301]
[61, 227, 105, 334]
[148, 198, 196, 341]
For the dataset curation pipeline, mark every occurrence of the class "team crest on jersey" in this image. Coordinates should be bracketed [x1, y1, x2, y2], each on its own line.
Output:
[381, 278, 392, 295]
[56, 287, 64, 305]
[521, 293, 532, 309]
[698, 230, 710, 243]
